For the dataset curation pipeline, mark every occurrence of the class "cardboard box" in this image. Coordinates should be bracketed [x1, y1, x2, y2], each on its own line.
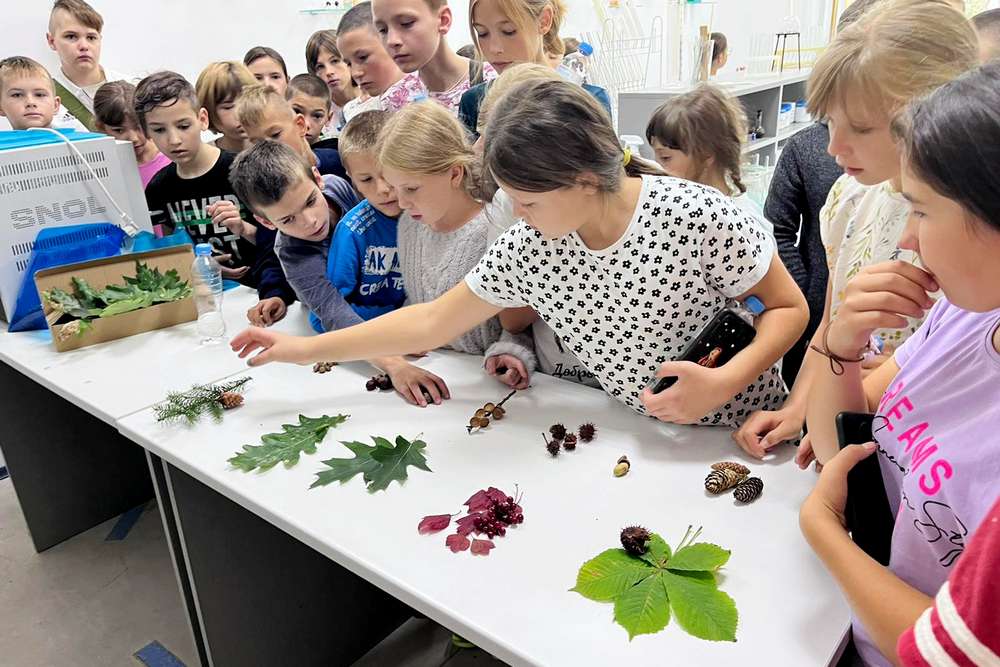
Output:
[34, 246, 197, 352]
[0, 133, 153, 321]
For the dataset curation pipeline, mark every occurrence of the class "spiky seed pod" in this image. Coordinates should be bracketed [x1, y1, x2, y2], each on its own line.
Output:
[547, 440, 561, 456]
[734, 477, 764, 503]
[563, 433, 578, 450]
[578, 423, 597, 442]
[705, 468, 743, 494]
[620, 526, 651, 556]
[711, 461, 751, 476]
[219, 392, 244, 409]
[549, 423, 567, 440]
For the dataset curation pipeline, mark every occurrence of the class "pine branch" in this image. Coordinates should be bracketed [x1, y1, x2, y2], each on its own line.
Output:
[155, 376, 252, 424]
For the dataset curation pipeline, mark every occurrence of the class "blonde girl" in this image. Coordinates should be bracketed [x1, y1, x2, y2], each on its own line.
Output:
[195, 61, 256, 153]
[458, 0, 610, 133]
[734, 0, 978, 460]
[231, 79, 808, 433]
[645, 83, 771, 234]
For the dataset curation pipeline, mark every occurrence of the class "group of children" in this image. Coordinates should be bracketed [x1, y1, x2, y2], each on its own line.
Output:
[3, 0, 1000, 664]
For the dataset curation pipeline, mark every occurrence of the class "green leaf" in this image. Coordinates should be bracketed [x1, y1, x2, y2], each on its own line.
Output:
[613, 572, 671, 640]
[311, 435, 431, 492]
[228, 414, 349, 472]
[640, 533, 672, 568]
[571, 549, 655, 601]
[666, 542, 731, 572]
[99, 293, 153, 317]
[661, 570, 738, 642]
[71, 276, 103, 309]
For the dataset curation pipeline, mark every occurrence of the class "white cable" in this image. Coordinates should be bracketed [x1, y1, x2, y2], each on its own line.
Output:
[26, 127, 140, 237]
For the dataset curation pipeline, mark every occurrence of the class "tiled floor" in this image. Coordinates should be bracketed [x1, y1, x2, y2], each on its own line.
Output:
[0, 477, 505, 666]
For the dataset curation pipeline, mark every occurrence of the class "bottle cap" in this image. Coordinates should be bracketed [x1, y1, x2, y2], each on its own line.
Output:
[744, 295, 765, 315]
[578, 42, 594, 56]
[195, 243, 213, 257]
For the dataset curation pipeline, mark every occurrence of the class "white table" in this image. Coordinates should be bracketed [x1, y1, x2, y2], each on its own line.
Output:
[0, 287, 314, 553]
[120, 350, 851, 667]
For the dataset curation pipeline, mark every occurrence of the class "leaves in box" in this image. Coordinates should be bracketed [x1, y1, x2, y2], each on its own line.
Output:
[229, 414, 349, 472]
[311, 435, 430, 492]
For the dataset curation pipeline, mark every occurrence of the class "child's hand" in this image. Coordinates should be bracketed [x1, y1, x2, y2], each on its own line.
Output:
[247, 297, 287, 327]
[383, 360, 450, 407]
[795, 433, 821, 471]
[208, 200, 252, 239]
[485, 354, 530, 389]
[800, 442, 876, 534]
[732, 405, 804, 459]
[231, 327, 314, 366]
[640, 360, 737, 428]
[212, 253, 250, 281]
[825, 261, 937, 360]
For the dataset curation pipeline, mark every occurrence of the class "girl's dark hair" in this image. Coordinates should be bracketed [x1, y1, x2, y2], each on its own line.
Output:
[485, 79, 663, 194]
[645, 83, 747, 194]
[243, 46, 289, 78]
[901, 61, 1000, 233]
[93, 80, 137, 128]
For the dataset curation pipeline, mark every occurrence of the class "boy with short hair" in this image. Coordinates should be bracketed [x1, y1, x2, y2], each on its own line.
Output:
[136, 71, 295, 326]
[236, 83, 347, 180]
[229, 140, 445, 406]
[286, 73, 332, 146]
[46, 0, 129, 131]
[329, 110, 405, 320]
[973, 9, 1000, 63]
[0, 57, 62, 130]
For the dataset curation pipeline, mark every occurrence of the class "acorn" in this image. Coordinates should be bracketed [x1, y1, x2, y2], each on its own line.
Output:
[475, 417, 490, 429]
[620, 526, 651, 557]
[734, 477, 764, 503]
[614, 455, 630, 477]
[711, 461, 751, 476]
[491, 406, 506, 420]
[578, 423, 597, 442]
[484, 402, 496, 412]
[475, 408, 488, 419]
[549, 423, 567, 440]
[563, 433, 578, 450]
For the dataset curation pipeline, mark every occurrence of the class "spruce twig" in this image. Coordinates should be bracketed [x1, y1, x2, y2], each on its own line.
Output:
[155, 376, 252, 424]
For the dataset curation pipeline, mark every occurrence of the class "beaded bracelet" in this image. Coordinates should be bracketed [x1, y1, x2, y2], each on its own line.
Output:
[809, 326, 868, 376]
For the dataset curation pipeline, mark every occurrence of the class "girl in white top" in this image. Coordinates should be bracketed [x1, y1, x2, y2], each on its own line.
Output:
[231, 79, 808, 432]
[733, 0, 979, 460]
[645, 83, 774, 238]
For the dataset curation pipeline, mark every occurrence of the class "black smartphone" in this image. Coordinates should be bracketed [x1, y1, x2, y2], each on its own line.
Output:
[649, 309, 757, 394]
[835, 411, 894, 566]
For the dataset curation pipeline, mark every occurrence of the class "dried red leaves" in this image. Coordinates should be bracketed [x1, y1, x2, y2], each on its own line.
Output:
[417, 486, 524, 557]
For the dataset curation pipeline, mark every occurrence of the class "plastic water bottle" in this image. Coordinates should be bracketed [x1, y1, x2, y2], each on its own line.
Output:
[557, 41, 594, 86]
[192, 243, 226, 344]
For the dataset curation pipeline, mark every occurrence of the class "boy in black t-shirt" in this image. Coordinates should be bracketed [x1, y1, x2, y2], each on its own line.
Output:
[136, 71, 294, 326]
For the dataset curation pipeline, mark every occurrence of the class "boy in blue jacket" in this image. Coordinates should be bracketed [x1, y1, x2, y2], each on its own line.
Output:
[328, 110, 405, 321]
[230, 136, 446, 406]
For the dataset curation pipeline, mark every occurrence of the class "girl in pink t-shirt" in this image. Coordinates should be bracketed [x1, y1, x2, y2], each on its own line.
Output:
[801, 62, 1000, 667]
[93, 81, 170, 188]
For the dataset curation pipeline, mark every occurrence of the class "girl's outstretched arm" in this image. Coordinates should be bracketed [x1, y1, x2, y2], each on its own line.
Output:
[231, 283, 503, 367]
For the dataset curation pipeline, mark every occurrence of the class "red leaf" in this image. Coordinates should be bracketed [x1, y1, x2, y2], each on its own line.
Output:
[485, 487, 508, 504]
[446, 533, 470, 552]
[455, 513, 480, 536]
[471, 539, 495, 556]
[418, 514, 452, 534]
[464, 490, 491, 513]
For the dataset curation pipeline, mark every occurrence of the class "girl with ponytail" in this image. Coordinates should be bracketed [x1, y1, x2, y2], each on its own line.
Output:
[231, 80, 808, 435]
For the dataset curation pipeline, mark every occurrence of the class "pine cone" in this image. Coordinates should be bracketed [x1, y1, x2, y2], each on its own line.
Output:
[563, 433, 578, 450]
[578, 423, 597, 442]
[620, 526, 651, 556]
[549, 423, 567, 440]
[711, 461, 751, 476]
[704, 468, 742, 494]
[734, 477, 764, 503]
[219, 392, 244, 410]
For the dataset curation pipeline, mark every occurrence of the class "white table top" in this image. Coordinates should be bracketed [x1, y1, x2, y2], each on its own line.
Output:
[0, 288, 315, 425]
[119, 350, 850, 667]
